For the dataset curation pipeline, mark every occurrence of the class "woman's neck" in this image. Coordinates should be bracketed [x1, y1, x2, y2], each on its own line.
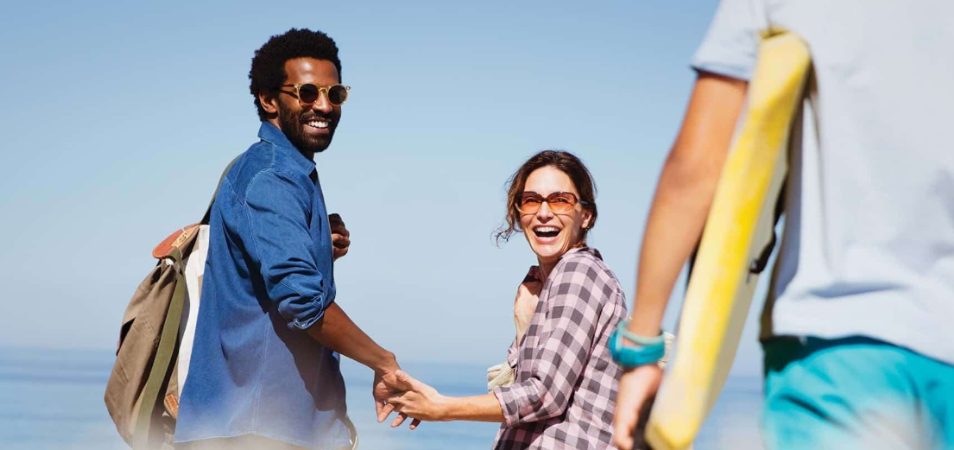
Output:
[538, 261, 556, 281]
[537, 243, 587, 280]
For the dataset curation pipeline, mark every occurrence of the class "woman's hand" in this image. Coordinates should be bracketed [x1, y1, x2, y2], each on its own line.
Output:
[514, 266, 543, 341]
[386, 370, 450, 424]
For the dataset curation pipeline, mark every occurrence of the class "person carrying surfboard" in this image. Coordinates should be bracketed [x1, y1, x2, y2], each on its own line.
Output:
[612, 1, 954, 449]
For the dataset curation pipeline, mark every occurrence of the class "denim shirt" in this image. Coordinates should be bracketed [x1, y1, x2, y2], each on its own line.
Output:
[176, 123, 350, 449]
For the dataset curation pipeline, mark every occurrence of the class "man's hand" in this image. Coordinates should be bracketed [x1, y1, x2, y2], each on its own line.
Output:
[329, 213, 350, 261]
[371, 372, 394, 422]
[374, 368, 422, 430]
[514, 266, 542, 342]
[386, 371, 448, 425]
[612, 364, 662, 450]
[373, 369, 398, 423]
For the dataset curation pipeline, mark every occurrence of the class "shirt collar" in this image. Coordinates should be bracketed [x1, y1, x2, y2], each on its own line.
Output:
[258, 122, 317, 175]
[564, 245, 601, 260]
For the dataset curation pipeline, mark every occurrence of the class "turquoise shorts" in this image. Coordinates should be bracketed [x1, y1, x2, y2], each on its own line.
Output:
[762, 336, 954, 450]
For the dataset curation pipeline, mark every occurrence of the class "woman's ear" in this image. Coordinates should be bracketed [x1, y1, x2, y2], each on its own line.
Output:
[581, 209, 593, 230]
[258, 91, 279, 116]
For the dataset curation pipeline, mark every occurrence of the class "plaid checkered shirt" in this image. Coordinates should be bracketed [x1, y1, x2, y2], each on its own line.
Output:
[492, 247, 627, 449]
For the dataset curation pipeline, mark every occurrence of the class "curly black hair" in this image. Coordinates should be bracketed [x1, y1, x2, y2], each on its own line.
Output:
[249, 28, 342, 121]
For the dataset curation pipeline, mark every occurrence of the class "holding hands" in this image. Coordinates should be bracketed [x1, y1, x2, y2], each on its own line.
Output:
[372, 366, 424, 430]
[385, 371, 449, 426]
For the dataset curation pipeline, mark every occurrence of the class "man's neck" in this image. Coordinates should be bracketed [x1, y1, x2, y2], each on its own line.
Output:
[267, 118, 314, 160]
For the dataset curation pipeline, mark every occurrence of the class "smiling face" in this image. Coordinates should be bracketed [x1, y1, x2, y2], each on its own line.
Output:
[519, 165, 593, 268]
[259, 57, 342, 156]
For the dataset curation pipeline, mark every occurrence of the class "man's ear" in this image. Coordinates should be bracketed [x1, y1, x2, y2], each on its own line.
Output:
[258, 91, 279, 116]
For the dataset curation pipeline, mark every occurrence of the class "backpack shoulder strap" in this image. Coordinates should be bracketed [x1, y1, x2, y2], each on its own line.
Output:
[200, 155, 241, 225]
[133, 267, 187, 449]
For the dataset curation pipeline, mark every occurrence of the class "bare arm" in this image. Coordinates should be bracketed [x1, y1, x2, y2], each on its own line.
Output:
[443, 394, 505, 422]
[386, 371, 505, 423]
[628, 72, 747, 336]
[307, 303, 396, 373]
[613, 72, 747, 449]
[307, 303, 402, 422]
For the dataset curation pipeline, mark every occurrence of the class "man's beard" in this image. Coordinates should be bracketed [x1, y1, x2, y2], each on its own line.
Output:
[278, 106, 333, 154]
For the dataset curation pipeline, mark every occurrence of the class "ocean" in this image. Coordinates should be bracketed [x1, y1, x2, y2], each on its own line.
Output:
[0, 347, 763, 449]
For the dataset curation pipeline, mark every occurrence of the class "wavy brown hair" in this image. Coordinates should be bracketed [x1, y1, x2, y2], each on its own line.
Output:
[496, 150, 598, 244]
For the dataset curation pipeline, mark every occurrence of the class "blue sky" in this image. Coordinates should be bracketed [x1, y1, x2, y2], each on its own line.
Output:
[0, 0, 768, 375]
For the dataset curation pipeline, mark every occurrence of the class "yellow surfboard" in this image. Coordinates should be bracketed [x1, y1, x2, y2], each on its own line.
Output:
[644, 31, 811, 450]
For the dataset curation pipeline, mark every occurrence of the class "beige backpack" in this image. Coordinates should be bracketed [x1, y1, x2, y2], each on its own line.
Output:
[104, 161, 231, 449]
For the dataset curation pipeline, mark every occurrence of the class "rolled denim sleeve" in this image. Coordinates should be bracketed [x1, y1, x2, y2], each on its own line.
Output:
[492, 259, 607, 425]
[243, 169, 329, 330]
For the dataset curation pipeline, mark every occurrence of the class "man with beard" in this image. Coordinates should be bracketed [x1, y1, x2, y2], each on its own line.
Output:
[175, 29, 407, 450]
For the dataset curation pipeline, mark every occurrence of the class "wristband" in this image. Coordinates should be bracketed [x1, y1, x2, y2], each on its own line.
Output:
[609, 320, 666, 369]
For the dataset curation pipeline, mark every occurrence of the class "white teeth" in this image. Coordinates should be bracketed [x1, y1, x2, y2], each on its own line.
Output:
[534, 227, 559, 233]
[307, 121, 329, 129]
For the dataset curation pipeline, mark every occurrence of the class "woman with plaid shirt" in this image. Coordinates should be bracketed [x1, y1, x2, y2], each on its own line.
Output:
[387, 151, 627, 449]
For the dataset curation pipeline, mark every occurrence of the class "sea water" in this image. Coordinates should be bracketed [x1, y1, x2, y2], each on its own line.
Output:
[0, 347, 762, 449]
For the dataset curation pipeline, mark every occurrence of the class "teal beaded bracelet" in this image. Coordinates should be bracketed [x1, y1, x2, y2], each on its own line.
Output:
[609, 320, 666, 369]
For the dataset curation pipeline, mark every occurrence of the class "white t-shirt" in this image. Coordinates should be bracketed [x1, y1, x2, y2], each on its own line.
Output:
[693, 0, 954, 364]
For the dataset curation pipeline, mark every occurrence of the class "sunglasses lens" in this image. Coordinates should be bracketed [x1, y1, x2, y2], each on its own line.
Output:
[328, 85, 349, 105]
[547, 194, 575, 213]
[298, 84, 320, 103]
[517, 194, 542, 213]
